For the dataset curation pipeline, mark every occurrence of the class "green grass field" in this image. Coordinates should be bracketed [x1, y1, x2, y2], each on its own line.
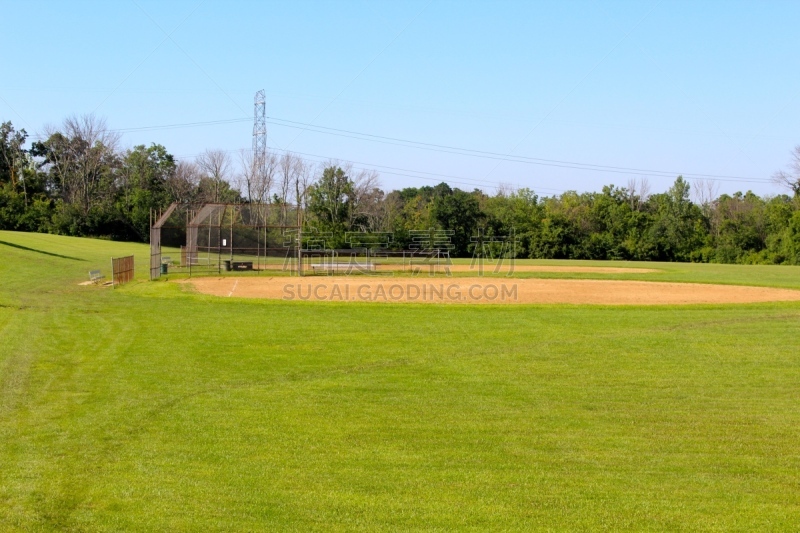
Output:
[2, 230, 800, 531]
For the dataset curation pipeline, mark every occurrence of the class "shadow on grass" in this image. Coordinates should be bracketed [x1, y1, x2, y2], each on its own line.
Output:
[0, 240, 87, 261]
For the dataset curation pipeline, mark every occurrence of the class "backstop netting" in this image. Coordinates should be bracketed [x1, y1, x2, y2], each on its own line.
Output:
[150, 202, 302, 279]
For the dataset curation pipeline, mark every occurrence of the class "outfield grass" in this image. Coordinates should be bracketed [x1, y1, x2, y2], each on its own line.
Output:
[1, 230, 800, 531]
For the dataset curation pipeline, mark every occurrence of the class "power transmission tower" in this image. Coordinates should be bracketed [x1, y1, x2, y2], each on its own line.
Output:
[253, 89, 267, 189]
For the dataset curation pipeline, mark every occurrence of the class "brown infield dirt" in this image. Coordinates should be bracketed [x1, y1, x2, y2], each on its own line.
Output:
[384, 265, 661, 274]
[180, 276, 800, 305]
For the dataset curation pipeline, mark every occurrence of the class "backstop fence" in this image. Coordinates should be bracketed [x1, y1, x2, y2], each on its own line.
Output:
[150, 202, 303, 280]
[149, 204, 519, 280]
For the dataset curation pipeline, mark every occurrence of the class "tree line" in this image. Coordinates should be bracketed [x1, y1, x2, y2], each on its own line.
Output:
[2, 115, 800, 264]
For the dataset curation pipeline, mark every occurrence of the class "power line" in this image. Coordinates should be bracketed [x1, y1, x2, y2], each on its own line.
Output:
[173, 146, 551, 193]
[116, 117, 250, 132]
[264, 117, 773, 184]
[482, 0, 663, 181]
[25, 113, 774, 184]
[272, 147, 561, 193]
[27, 117, 251, 140]
[290, 151, 554, 190]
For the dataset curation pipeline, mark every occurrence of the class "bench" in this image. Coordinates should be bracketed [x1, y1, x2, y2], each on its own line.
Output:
[231, 261, 253, 271]
[311, 262, 376, 273]
[89, 270, 105, 284]
[161, 256, 172, 265]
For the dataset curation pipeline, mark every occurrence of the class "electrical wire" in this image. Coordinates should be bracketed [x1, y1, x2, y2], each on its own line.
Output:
[264, 117, 773, 184]
[26, 114, 774, 185]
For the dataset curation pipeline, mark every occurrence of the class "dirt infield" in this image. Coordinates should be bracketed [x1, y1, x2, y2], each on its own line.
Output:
[403, 265, 660, 274]
[181, 276, 800, 305]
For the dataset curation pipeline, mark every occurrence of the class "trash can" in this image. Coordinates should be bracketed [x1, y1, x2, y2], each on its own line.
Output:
[160, 263, 168, 275]
[223, 260, 232, 271]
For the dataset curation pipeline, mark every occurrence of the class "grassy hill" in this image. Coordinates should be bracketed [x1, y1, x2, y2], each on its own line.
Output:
[1, 230, 800, 531]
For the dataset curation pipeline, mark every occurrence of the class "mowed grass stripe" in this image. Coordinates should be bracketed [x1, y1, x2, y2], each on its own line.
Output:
[1, 230, 800, 530]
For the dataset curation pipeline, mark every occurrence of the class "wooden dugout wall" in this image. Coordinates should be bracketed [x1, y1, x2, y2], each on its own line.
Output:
[112, 255, 135, 287]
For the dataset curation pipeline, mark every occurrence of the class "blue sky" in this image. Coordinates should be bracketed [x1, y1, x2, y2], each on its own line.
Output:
[2, 0, 799, 196]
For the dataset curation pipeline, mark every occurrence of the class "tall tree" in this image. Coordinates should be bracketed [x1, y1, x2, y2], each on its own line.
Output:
[117, 143, 176, 239]
[430, 185, 484, 256]
[0, 122, 53, 231]
[773, 145, 800, 197]
[31, 115, 120, 235]
[196, 149, 232, 203]
[647, 176, 706, 261]
[166, 161, 201, 204]
[307, 165, 354, 246]
[277, 152, 301, 225]
[0, 121, 27, 187]
[349, 167, 385, 232]
[239, 148, 276, 205]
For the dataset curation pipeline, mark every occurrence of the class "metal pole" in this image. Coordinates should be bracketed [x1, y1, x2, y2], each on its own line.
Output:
[297, 224, 303, 277]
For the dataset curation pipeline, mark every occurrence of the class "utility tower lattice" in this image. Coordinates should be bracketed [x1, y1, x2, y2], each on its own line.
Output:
[253, 89, 267, 182]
